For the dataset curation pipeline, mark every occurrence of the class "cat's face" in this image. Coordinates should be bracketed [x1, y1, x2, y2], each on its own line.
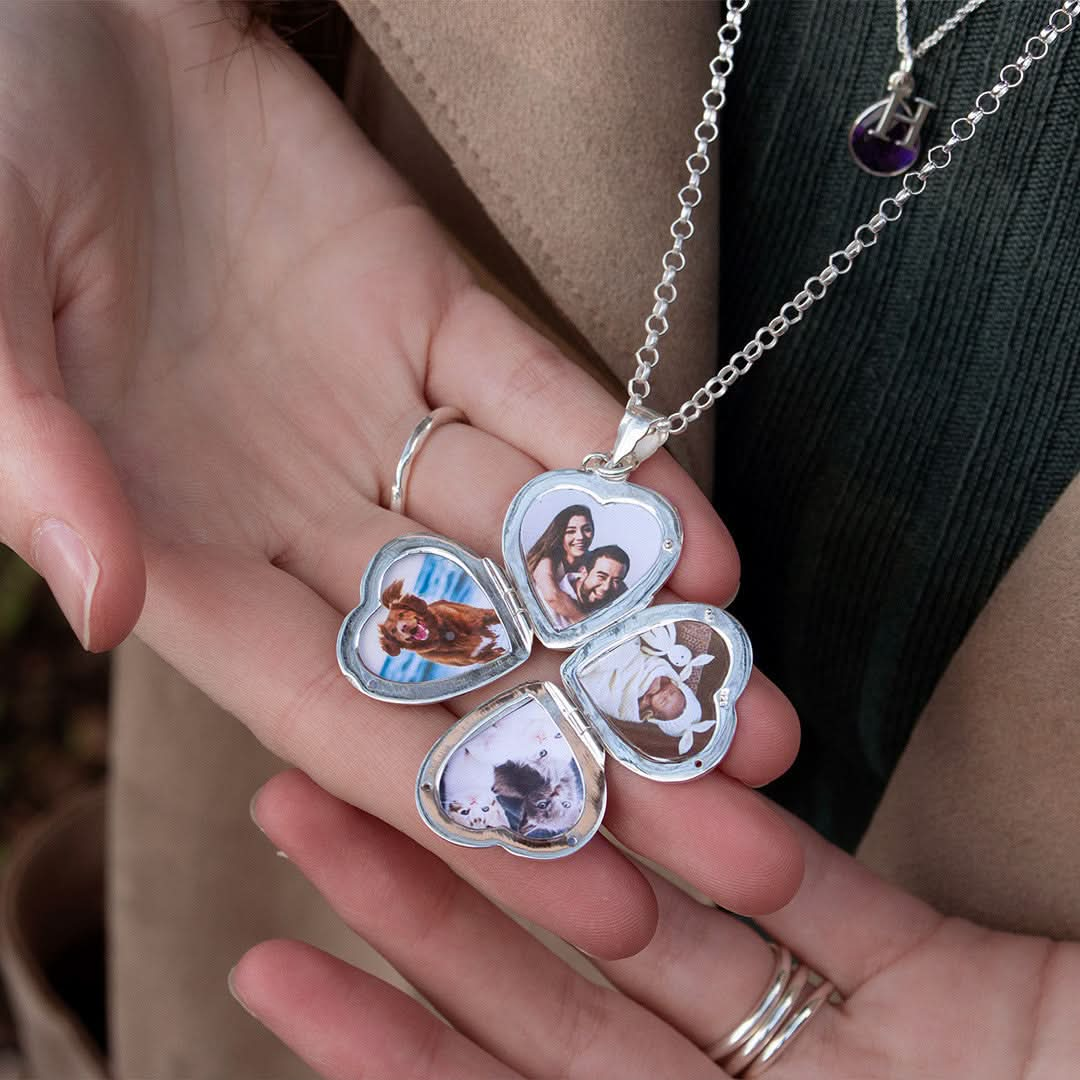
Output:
[442, 748, 510, 831]
[519, 772, 580, 836]
[446, 792, 510, 831]
[524, 729, 572, 783]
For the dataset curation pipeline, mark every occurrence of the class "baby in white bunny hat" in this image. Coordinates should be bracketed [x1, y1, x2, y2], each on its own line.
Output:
[579, 623, 715, 755]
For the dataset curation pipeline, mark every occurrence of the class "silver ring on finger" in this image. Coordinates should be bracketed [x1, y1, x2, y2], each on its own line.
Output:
[704, 942, 840, 1077]
[704, 945, 793, 1060]
[743, 976, 836, 1077]
[388, 406, 466, 516]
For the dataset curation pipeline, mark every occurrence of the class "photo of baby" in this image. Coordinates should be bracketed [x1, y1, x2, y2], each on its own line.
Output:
[439, 699, 585, 840]
[519, 491, 663, 630]
[576, 620, 731, 761]
[356, 552, 510, 684]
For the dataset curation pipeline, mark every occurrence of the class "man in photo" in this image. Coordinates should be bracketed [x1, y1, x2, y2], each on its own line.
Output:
[557, 545, 630, 627]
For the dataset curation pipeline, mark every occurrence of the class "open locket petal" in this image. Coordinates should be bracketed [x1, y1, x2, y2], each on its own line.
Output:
[501, 469, 682, 650]
[561, 603, 752, 783]
[416, 682, 607, 859]
[337, 535, 532, 704]
[342, 467, 755, 857]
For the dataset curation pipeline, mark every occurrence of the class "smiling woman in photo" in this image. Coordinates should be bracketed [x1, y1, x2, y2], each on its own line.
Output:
[525, 504, 596, 628]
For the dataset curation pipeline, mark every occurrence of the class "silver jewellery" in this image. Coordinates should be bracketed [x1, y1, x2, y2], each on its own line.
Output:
[340, 0, 1078, 861]
[850, 0, 992, 176]
[341, 398, 753, 857]
[389, 407, 465, 516]
[706, 945, 839, 1077]
[636, 0, 1077, 438]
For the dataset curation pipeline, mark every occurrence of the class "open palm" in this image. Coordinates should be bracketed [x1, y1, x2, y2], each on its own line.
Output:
[0, 1, 803, 956]
[237, 769, 1080, 1079]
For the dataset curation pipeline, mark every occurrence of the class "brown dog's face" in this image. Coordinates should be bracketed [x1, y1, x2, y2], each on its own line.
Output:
[377, 580, 435, 656]
[384, 600, 433, 645]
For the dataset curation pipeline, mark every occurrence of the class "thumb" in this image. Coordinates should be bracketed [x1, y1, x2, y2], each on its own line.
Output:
[0, 186, 144, 651]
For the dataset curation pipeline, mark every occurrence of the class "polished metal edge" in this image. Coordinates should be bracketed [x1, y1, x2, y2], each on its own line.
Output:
[416, 680, 608, 860]
[560, 602, 753, 783]
[337, 534, 533, 705]
[501, 469, 683, 651]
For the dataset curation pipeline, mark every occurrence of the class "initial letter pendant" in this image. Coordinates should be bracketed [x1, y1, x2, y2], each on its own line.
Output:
[849, 71, 935, 177]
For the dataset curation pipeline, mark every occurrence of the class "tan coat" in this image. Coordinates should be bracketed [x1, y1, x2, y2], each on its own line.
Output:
[5, 4, 1076, 1078]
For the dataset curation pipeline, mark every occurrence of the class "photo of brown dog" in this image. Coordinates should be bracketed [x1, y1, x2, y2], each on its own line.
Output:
[357, 552, 512, 684]
[377, 579, 506, 667]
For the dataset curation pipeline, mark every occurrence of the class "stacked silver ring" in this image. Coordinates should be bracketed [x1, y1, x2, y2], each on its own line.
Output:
[705, 944, 838, 1077]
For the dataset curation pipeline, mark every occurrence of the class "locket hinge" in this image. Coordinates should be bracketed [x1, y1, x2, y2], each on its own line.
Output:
[484, 558, 534, 646]
[546, 682, 607, 768]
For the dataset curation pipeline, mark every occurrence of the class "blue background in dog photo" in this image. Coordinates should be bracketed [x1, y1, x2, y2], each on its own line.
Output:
[379, 553, 498, 683]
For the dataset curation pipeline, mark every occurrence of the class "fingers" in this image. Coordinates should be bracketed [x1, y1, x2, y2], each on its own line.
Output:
[425, 285, 740, 607]
[251, 775, 833, 1080]
[593, 871, 779, 1050]
[755, 807, 944, 995]
[231, 940, 523, 1080]
[445, 626, 802, 914]
[0, 176, 143, 650]
[272, 484, 801, 914]
[251, 771, 719, 1080]
[277, 406, 798, 796]
[469, 630, 800, 790]
[268, 420, 800, 915]
[457, 656, 801, 915]
[606, 766, 805, 916]
[138, 539, 658, 958]
[282, 422, 532, 614]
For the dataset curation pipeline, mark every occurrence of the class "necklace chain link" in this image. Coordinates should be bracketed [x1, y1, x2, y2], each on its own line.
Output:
[628, 0, 1078, 438]
[897, 0, 992, 72]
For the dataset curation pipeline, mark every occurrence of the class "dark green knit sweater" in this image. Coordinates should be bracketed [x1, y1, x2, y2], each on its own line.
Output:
[713, 0, 1079, 850]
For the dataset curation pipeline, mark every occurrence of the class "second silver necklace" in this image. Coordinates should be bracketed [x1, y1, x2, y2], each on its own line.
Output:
[337, 0, 1077, 861]
[849, 0, 992, 176]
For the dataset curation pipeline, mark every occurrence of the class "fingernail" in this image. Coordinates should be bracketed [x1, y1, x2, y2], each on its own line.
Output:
[249, 785, 265, 833]
[31, 518, 99, 650]
[227, 965, 259, 1019]
[249, 787, 289, 859]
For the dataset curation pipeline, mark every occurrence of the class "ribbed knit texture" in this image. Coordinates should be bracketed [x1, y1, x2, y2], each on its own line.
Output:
[713, 0, 1080, 850]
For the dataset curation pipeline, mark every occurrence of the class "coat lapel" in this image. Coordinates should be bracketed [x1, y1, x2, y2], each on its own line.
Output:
[339, 0, 722, 484]
[859, 471, 1080, 938]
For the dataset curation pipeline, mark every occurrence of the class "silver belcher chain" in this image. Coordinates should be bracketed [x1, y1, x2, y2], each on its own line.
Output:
[625, 0, 747, 412]
[628, 0, 1079, 439]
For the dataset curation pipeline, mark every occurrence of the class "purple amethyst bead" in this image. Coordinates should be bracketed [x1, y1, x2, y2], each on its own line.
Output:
[849, 103, 921, 177]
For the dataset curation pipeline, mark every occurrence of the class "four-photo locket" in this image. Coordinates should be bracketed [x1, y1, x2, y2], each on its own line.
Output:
[338, 467, 752, 859]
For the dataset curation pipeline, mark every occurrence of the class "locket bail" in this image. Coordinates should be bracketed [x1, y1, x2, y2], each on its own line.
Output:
[582, 403, 669, 481]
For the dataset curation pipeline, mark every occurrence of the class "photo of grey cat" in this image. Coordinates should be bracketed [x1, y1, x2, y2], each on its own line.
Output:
[438, 701, 585, 840]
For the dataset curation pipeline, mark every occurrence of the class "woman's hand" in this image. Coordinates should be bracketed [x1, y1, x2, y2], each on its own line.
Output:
[0, 1, 801, 956]
[237, 770, 1080, 1079]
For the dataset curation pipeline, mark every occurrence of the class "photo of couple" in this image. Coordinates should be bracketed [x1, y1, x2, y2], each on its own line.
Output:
[438, 700, 586, 841]
[357, 552, 510, 684]
[520, 491, 663, 630]
[577, 620, 731, 760]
